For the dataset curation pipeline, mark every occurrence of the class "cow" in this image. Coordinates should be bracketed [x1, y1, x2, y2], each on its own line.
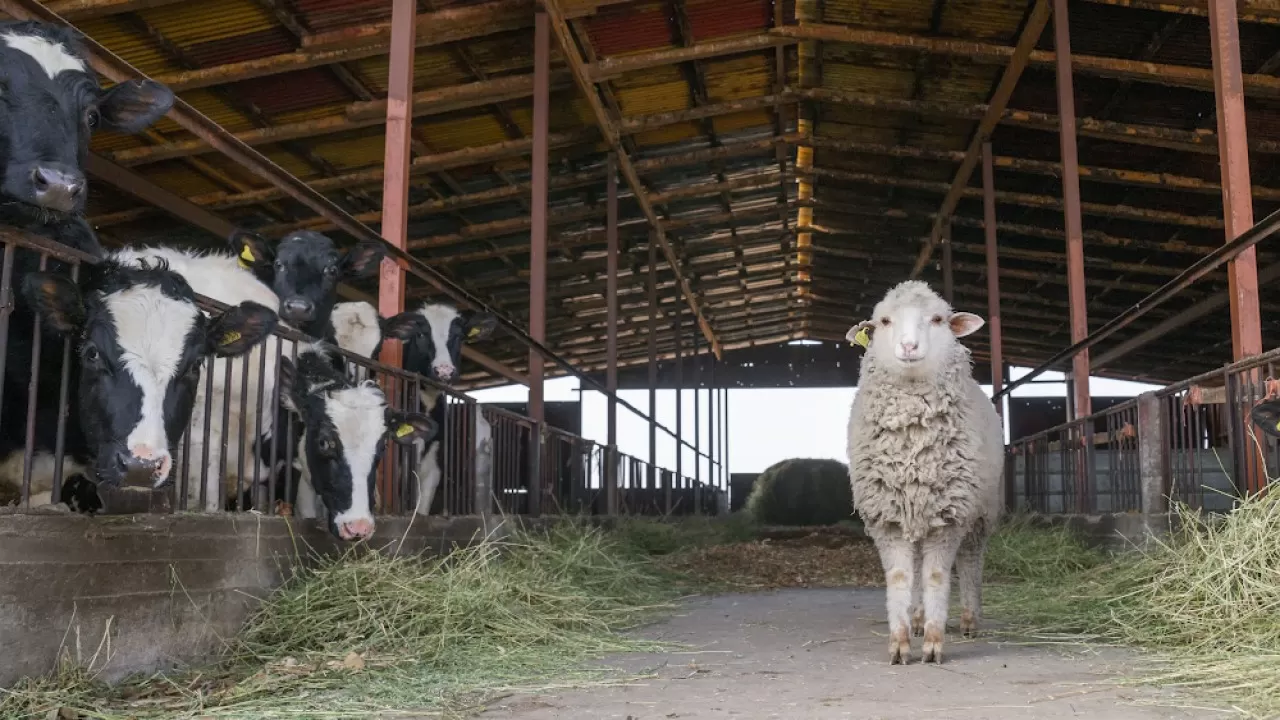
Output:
[0, 257, 276, 507]
[112, 231, 381, 512]
[277, 343, 436, 540]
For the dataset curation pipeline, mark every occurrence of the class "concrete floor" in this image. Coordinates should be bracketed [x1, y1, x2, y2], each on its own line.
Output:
[477, 588, 1218, 720]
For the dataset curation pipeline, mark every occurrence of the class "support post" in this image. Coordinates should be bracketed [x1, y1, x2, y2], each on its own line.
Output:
[693, 327, 702, 514]
[376, 0, 416, 512]
[672, 310, 681, 515]
[1209, 0, 1263, 361]
[941, 222, 954, 304]
[527, 11, 550, 517]
[647, 234, 658, 492]
[708, 357, 716, 506]
[723, 386, 730, 512]
[605, 153, 619, 516]
[1136, 391, 1168, 525]
[1053, 0, 1091, 420]
[983, 141, 1004, 419]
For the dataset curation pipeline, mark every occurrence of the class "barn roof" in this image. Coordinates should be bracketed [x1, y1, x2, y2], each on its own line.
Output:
[15, 0, 1280, 387]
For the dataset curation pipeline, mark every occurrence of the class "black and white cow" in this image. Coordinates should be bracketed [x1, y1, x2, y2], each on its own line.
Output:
[113, 230, 381, 512]
[0, 257, 277, 506]
[278, 343, 436, 540]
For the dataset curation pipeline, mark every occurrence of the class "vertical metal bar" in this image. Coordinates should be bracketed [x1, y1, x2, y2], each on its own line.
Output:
[0, 243, 17, 434]
[1209, 0, 1263, 361]
[377, 0, 416, 509]
[1053, 0, 1091, 420]
[941, 222, 954, 304]
[708, 356, 716, 507]
[672, 311, 681, 516]
[527, 10, 550, 517]
[724, 386, 730, 509]
[605, 153, 619, 515]
[647, 234, 658, 492]
[693, 327, 702, 514]
[982, 141, 1004, 420]
[51, 262, 80, 504]
[21, 254, 48, 506]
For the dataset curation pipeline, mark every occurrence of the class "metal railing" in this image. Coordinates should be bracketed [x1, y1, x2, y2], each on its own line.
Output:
[1008, 346, 1280, 515]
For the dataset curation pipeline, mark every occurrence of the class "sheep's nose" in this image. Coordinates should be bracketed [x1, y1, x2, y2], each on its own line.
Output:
[900, 340, 918, 353]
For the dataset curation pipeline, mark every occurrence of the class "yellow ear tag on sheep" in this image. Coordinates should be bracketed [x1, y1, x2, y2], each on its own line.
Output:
[852, 327, 870, 348]
[1274, 418, 1280, 432]
[238, 245, 256, 268]
[220, 330, 243, 346]
[395, 423, 415, 438]
[467, 326, 482, 339]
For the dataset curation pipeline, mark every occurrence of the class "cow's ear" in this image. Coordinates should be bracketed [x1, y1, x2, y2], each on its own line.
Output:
[98, 80, 174, 134]
[207, 301, 278, 357]
[22, 272, 84, 335]
[227, 230, 274, 273]
[381, 310, 427, 341]
[460, 311, 497, 342]
[340, 242, 385, 279]
[384, 409, 438, 446]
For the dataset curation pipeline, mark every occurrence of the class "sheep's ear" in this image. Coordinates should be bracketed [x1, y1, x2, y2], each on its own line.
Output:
[949, 312, 985, 338]
[845, 321, 875, 349]
[1251, 400, 1280, 438]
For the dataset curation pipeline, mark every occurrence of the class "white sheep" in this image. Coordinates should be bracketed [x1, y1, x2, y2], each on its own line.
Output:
[844, 280, 1004, 665]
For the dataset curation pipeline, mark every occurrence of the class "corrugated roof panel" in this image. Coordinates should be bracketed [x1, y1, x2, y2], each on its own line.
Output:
[702, 55, 772, 102]
[76, 16, 179, 76]
[259, 148, 323, 180]
[141, 1, 277, 46]
[822, 0, 937, 32]
[917, 60, 999, 104]
[272, 103, 349, 126]
[142, 161, 228, 197]
[418, 115, 511, 153]
[611, 64, 685, 89]
[355, 51, 472, 95]
[176, 89, 259, 133]
[584, 2, 674, 56]
[686, 0, 771, 41]
[181, 28, 296, 68]
[615, 80, 693, 116]
[711, 109, 773, 135]
[308, 132, 386, 170]
[235, 69, 353, 116]
[633, 123, 701, 147]
[937, 0, 1026, 42]
[822, 63, 916, 96]
[294, 0, 395, 34]
[90, 130, 150, 154]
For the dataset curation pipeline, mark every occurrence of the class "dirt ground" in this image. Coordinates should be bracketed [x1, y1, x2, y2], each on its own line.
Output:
[476, 588, 1218, 720]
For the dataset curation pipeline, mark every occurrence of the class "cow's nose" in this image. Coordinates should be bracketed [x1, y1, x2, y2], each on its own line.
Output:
[281, 298, 315, 323]
[30, 164, 85, 212]
[337, 517, 375, 541]
[119, 446, 171, 487]
[432, 363, 456, 381]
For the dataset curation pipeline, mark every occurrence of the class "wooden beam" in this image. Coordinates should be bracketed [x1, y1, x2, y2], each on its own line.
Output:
[44, 0, 184, 20]
[541, 0, 722, 358]
[912, 0, 1050, 278]
[1081, 0, 1280, 26]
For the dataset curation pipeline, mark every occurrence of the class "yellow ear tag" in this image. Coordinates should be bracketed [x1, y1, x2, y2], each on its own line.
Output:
[395, 423, 415, 438]
[1274, 418, 1280, 432]
[238, 245, 256, 268]
[220, 330, 243, 346]
[468, 326, 482, 339]
[852, 327, 870, 348]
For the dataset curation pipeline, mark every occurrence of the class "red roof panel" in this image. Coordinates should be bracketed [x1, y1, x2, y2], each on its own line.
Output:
[234, 68, 353, 116]
[182, 27, 296, 68]
[585, 4, 673, 56]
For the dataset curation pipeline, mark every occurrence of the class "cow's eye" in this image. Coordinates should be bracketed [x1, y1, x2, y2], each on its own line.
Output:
[318, 437, 335, 456]
[83, 345, 99, 363]
[85, 108, 99, 128]
[323, 265, 338, 277]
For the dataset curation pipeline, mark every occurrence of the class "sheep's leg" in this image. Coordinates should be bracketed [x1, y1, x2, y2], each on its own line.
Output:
[957, 528, 988, 638]
[919, 529, 965, 664]
[909, 543, 924, 637]
[871, 531, 915, 665]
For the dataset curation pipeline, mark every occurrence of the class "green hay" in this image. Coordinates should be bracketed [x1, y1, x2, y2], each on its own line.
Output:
[985, 497, 1280, 719]
[0, 522, 678, 720]
[745, 458, 854, 526]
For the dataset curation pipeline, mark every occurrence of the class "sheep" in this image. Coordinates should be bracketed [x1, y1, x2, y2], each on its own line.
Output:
[844, 280, 1003, 665]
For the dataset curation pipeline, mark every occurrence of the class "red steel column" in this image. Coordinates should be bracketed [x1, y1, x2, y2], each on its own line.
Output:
[673, 310, 682, 514]
[647, 234, 658, 491]
[983, 141, 1004, 419]
[376, 0, 416, 510]
[605, 153, 619, 515]
[1209, 0, 1263, 361]
[528, 11, 549, 516]
[1053, 0, 1091, 420]
[941, 222, 954, 305]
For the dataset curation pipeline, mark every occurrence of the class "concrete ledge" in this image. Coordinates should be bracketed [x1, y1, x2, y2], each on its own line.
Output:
[0, 512, 502, 687]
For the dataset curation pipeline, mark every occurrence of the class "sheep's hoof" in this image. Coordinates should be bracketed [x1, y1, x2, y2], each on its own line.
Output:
[959, 609, 977, 639]
[922, 627, 944, 664]
[911, 608, 925, 637]
[889, 628, 911, 665]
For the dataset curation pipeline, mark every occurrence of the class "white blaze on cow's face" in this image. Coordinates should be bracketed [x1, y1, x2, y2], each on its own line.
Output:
[282, 348, 437, 541]
[849, 281, 985, 381]
[22, 262, 279, 487]
[380, 302, 498, 385]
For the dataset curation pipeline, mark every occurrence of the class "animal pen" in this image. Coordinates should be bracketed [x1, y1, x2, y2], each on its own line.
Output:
[0, 0, 1279, 691]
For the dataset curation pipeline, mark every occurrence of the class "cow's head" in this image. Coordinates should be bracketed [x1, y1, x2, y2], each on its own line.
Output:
[22, 259, 276, 487]
[382, 302, 497, 383]
[230, 230, 383, 335]
[0, 22, 172, 218]
[279, 345, 436, 541]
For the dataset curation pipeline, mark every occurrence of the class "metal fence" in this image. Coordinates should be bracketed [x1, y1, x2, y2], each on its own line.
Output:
[1008, 347, 1280, 514]
[0, 229, 725, 520]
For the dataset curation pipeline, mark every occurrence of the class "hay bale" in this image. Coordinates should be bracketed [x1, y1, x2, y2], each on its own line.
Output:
[745, 458, 853, 526]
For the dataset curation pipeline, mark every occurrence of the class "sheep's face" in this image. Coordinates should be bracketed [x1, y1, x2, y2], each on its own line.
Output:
[847, 282, 984, 380]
